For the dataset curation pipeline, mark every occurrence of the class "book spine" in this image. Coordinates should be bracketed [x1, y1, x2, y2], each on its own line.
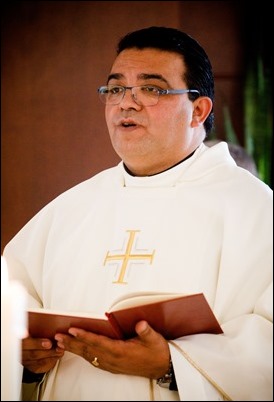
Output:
[105, 312, 125, 339]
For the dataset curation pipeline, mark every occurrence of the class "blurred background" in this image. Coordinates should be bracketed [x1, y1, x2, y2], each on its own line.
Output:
[1, 1, 272, 252]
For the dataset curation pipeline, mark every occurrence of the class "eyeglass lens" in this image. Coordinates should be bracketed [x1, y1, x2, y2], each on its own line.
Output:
[99, 86, 160, 106]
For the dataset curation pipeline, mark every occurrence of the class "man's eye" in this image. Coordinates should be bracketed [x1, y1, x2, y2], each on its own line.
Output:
[109, 86, 123, 94]
[141, 86, 159, 94]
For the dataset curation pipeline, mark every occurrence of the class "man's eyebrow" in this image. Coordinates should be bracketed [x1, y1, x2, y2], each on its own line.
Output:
[107, 73, 123, 83]
[138, 73, 168, 84]
[107, 73, 169, 85]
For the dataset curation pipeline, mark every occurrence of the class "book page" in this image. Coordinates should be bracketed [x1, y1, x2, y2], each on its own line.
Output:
[28, 291, 191, 317]
[109, 291, 186, 312]
[28, 307, 105, 320]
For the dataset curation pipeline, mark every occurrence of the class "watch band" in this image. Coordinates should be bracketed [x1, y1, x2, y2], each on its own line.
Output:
[156, 359, 173, 388]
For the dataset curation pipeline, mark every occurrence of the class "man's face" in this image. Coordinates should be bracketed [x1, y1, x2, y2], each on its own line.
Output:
[104, 48, 198, 176]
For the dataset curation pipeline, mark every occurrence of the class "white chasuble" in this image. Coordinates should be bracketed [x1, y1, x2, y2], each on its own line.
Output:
[4, 143, 273, 401]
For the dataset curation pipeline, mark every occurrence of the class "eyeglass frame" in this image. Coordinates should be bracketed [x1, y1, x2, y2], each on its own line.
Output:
[97, 84, 200, 106]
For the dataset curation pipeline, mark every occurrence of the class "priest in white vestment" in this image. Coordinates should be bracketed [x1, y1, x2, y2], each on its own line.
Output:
[3, 26, 273, 401]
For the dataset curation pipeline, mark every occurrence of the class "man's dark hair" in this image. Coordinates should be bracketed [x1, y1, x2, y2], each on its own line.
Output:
[117, 26, 214, 134]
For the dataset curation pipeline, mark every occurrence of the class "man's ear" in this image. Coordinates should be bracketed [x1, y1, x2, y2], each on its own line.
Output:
[191, 97, 213, 128]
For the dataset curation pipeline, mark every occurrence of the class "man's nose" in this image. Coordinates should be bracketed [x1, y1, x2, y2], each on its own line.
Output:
[119, 88, 141, 109]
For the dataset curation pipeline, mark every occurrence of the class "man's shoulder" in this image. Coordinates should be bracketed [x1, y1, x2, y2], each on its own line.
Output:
[56, 163, 123, 200]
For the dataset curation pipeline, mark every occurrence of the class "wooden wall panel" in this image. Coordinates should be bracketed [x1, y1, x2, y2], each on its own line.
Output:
[178, 1, 245, 143]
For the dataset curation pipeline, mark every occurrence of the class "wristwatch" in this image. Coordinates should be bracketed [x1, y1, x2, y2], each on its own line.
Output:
[156, 359, 173, 388]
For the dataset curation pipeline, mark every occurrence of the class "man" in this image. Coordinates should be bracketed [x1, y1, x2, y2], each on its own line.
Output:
[3, 26, 272, 401]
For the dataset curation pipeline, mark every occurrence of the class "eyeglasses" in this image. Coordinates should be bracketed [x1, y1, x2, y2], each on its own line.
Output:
[97, 85, 200, 106]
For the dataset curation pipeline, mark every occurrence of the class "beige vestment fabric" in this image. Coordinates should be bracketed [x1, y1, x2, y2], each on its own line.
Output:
[4, 143, 273, 400]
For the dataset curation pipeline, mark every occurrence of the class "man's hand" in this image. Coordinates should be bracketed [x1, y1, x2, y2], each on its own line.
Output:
[55, 320, 170, 379]
[22, 337, 65, 374]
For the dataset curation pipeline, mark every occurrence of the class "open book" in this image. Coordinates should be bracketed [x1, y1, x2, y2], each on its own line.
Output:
[28, 292, 223, 340]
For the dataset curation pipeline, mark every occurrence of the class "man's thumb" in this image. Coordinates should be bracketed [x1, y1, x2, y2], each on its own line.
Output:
[135, 320, 152, 338]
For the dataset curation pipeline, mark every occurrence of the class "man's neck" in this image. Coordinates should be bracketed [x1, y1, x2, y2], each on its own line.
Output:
[124, 149, 197, 177]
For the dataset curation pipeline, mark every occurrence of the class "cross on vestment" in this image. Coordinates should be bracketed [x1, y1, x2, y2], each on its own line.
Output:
[104, 230, 155, 284]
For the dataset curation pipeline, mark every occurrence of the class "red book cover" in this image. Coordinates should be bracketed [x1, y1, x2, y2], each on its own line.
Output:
[28, 310, 122, 339]
[107, 293, 222, 340]
[28, 292, 222, 340]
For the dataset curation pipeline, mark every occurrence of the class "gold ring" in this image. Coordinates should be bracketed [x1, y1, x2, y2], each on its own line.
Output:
[92, 357, 99, 367]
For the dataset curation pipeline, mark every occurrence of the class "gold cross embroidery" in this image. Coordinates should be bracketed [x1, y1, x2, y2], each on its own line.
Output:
[104, 230, 155, 284]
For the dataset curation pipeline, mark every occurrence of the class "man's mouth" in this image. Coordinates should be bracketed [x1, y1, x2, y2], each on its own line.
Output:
[121, 122, 137, 127]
